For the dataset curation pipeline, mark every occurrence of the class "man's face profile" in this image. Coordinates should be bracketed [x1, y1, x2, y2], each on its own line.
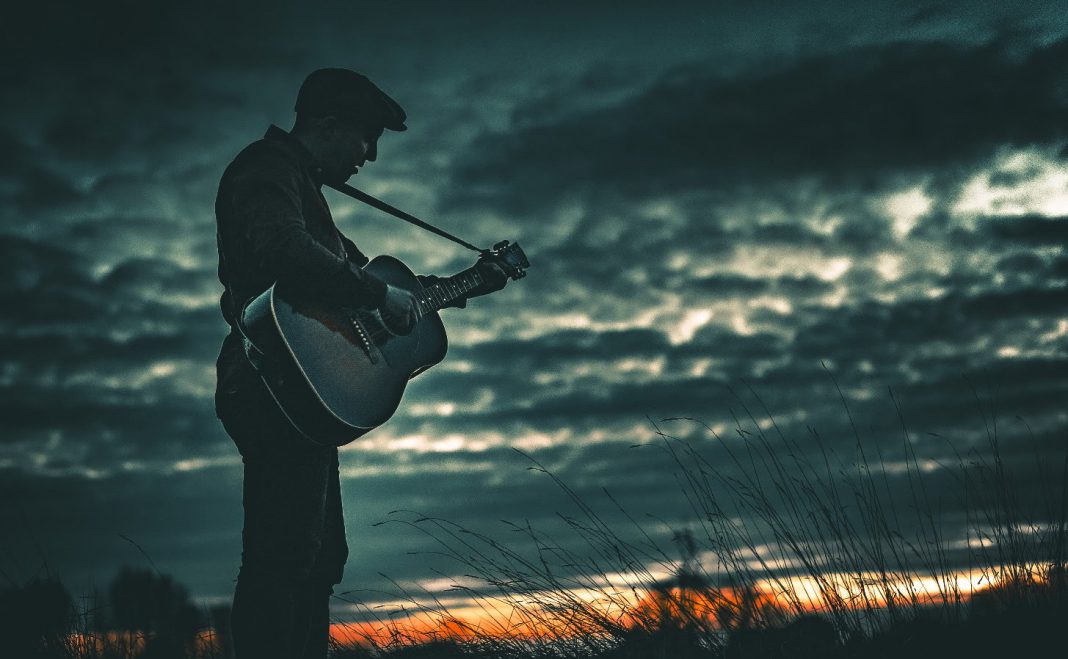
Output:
[318, 117, 383, 184]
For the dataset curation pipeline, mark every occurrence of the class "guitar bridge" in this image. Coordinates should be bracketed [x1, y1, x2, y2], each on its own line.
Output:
[348, 314, 378, 364]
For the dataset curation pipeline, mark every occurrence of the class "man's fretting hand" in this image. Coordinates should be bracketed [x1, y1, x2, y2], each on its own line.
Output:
[379, 283, 422, 335]
[471, 259, 509, 296]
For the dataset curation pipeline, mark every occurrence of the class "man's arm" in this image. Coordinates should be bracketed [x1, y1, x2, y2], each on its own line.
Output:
[338, 233, 371, 268]
[340, 232, 470, 309]
[417, 260, 510, 310]
[231, 161, 387, 309]
[338, 232, 467, 313]
[338, 229, 508, 311]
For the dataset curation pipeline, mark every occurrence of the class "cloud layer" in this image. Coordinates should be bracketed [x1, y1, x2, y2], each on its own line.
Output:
[2, 1, 1067, 615]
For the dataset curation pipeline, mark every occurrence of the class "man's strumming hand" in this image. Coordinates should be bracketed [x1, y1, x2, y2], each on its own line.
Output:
[379, 284, 422, 335]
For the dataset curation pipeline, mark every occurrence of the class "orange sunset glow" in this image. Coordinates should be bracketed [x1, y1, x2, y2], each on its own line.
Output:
[318, 563, 1056, 650]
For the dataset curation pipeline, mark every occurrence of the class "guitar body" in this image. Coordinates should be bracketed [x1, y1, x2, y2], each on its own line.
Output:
[239, 255, 448, 447]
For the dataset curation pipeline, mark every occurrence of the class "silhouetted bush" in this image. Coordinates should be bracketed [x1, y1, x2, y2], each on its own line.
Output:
[0, 576, 73, 658]
[103, 567, 206, 658]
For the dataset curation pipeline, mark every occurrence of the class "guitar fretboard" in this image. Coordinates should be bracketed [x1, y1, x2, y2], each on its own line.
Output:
[417, 268, 485, 314]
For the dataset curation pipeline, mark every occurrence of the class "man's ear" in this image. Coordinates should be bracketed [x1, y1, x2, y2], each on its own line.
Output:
[318, 115, 341, 137]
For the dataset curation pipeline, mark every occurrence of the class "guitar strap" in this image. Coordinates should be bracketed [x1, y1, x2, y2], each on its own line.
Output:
[219, 181, 488, 320]
[325, 182, 487, 254]
[219, 179, 501, 328]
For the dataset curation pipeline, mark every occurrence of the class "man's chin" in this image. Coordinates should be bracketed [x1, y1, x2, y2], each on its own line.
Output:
[321, 169, 356, 187]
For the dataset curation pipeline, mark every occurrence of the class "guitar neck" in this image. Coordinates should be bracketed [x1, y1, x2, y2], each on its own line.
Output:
[417, 267, 485, 314]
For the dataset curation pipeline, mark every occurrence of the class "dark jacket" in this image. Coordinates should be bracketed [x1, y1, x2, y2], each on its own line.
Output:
[213, 125, 453, 408]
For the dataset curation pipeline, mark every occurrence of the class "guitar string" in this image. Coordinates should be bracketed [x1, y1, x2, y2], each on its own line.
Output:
[355, 243, 525, 344]
[358, 270, 486, 343]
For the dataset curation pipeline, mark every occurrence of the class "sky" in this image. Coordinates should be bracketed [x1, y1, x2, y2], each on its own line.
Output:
[2, 0, 1068, 627]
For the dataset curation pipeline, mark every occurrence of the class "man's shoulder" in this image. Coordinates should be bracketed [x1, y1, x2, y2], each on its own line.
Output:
[222, 133, 305, 185]
[216, 137, 307, 218]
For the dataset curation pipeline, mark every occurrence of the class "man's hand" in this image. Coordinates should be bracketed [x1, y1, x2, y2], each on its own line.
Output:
[379, 283, 423, 335]
[471, 258, 509, 296]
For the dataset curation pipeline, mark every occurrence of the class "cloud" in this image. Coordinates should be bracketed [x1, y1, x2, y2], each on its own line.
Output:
[3, 2, 1068, 611]
[446, 36, 1068, 211]
[793, 283, 1068, 362]
[0, 131, 84, 213]
[0, 231, 226, 470]
[982, 214, 1068, 244]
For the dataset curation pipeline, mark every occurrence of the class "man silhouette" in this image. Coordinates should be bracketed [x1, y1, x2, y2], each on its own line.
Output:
[213, 68, 506, 659]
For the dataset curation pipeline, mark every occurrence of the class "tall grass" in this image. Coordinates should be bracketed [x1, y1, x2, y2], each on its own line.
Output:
[5, 379, 1065, 658]
[332, 379, 1068, 657]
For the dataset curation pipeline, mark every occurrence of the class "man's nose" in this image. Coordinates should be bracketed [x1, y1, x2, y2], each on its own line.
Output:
[365, 141, 378, 162]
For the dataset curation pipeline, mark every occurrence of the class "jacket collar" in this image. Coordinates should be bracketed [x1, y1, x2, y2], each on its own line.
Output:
[264, 124, 325, 180]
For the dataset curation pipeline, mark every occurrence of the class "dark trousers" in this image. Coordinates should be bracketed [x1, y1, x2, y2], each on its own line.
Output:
[216, 372, 348, 659]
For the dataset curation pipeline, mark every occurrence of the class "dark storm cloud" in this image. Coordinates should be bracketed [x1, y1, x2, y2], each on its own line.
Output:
[424, 275, 1068, 455]
[7, 2, 299, 138]
[893, 357, 1068, 431]
[793, 283, 1068, 364]
[447, 36, 1068, 209]
[38, 77, 240, 163]
[753, 222, 834, 248]
[0, 234, 85, 299]
[0, 130, 84, 213]
[0, 234, 222, 367]
[472, 189, 856, 316]
[963, 285, 1068, 320]
[982, 214, 1068, 244]
[394, 325, 790, 434]
[996, 251, 1048, 279]
[0, 372, 224, 461]
[481, 377, 727, 424]
[455, 327, 673, 362]
[690, 273, 782, 296]
[0, 463, 244, 598]
[405, 255, 1068, 433]
[0, 229, 225, 467]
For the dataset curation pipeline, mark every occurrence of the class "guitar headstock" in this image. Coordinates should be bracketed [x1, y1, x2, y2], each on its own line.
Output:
[483, 240, 530, 280]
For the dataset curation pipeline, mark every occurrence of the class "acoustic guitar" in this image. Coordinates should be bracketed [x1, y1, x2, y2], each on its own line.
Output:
[237, 241, 529, 446]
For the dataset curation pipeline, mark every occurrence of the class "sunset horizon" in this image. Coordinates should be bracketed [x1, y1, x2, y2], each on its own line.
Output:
[3, 1, 1068, 657]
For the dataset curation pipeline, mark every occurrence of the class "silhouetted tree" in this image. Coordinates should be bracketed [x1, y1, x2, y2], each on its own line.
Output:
[0, 576, 74, 658]
[106, 566, 206, 658]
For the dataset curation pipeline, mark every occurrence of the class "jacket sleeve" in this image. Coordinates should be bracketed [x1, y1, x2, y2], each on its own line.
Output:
[338, 233, 371, 268]
[231, 158, 387, 309]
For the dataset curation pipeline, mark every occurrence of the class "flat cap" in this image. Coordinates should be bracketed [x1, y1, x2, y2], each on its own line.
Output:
[295, 68, 407, 131]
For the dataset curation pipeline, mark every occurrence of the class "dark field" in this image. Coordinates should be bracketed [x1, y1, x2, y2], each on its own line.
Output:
[5, 391, 1065, 659]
